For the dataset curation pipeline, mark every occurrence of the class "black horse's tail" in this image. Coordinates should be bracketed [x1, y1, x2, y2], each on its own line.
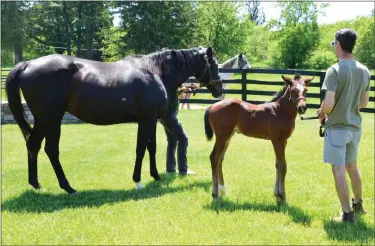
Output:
[204, 105, 213, 141]
[5, 61, 32, 141]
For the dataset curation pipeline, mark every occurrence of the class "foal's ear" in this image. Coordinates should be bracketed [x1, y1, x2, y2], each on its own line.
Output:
[303, 76, 314, 85]
[281, 75, 293, 86]
[207, 47, 213, 57]
[239, 53, 243, 59]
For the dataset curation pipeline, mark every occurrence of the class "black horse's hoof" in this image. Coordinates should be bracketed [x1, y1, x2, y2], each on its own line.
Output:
[64, 187, 77, 195]
[30, 182, 41, 190]
[152, 174, 161, 181]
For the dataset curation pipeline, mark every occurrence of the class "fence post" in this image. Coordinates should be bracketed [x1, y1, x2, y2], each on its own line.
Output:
[241, 71, 246, 102]
[319, 72, 326, 104]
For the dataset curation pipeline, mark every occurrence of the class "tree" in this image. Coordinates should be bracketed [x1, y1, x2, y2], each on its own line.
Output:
[244, 1, 265, 25]
[196, 2, 247, 61]
[118, 1, 198, 54]
[22, 1, 112, 60]
[101, 27, 127, 61]
[1, 1, 29, 63]
[356, 19, 375, 68]
[270, 1, 325, 68]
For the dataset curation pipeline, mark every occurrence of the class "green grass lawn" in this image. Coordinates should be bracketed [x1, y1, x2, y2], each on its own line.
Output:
[2, 110, 374, 245]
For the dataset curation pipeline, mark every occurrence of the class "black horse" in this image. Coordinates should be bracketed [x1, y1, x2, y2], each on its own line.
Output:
[6, 46, 223, 194]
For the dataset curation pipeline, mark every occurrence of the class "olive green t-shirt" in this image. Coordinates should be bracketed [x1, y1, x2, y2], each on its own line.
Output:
[322, 59, 371, 131]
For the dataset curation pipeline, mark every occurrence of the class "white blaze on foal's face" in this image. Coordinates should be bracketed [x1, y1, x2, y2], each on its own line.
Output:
[296, 83, 304, 93]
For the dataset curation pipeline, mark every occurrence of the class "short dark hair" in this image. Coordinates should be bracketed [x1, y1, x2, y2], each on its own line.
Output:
[335, 28, 357, 53]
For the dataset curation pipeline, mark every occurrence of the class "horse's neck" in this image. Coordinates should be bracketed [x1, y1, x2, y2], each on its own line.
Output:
[219, 57, 237, 79]
[162, 69, 193, 94]
[276, 88, 298, 119]
[219, 57, 237, 69]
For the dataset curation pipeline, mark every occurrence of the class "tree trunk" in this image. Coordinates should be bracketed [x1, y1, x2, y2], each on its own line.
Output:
[14, 39, 23, 63]
[76, 2, 83, 57]
[86, 23, 93, 59]
[62, 2, 72, 55]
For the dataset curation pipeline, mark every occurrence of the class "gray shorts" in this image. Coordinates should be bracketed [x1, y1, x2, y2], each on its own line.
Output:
[324, 129, 362, 166]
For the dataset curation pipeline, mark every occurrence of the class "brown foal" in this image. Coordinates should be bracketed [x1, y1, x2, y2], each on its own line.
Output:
[204, 74, 314, 203]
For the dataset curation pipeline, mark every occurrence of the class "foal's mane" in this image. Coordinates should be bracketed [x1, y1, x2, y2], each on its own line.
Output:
[268, 84, 288, 103]
[267, 74, 301, 103]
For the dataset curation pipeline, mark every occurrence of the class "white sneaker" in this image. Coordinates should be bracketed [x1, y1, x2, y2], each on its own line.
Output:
[179, 169, 196, 175]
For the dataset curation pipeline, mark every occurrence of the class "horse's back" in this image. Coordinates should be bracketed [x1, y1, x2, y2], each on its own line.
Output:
[17, 54, 168, 124]
[209, 98, 277, 139]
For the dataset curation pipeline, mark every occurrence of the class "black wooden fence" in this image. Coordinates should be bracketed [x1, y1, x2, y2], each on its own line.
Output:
[180, 68, 375, 113]
[1, 67, 375, 113]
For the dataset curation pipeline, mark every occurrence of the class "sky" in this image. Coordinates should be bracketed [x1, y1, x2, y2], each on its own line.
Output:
[261, 1, 374, 24]
[113, 1, 374, 26]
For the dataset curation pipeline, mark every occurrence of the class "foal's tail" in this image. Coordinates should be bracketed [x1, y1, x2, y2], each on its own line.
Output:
[5, 61, 32, 141]
[204, 105, 213, 141]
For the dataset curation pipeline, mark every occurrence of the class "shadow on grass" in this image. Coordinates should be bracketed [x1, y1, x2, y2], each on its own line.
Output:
[323, 215, 374, 244]
[205, 198, 312, 226]
[2, 174, 210, 213]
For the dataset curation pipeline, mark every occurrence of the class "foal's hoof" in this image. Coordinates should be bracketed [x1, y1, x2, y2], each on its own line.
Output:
[275, 195, 287, 205]
[212, 193, 219, 200]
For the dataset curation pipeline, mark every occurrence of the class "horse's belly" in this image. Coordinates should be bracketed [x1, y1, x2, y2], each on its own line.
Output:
[67, 91, 138, 125]
[68, 104, 137, 125]
[236, 115, 272, 140]
[240, 126, 272, 140]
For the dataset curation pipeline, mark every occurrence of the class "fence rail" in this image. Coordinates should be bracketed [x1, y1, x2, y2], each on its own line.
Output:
[2, 67, 375, 113]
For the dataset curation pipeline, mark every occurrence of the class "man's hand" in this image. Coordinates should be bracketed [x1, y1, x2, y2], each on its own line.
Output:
[180, 87, 192, 93]
[316, 108, 327, 125]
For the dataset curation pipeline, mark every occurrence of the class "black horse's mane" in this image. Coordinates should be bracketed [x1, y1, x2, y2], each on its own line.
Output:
[128, 47, 207, 76]
[267, 74, 301, 103]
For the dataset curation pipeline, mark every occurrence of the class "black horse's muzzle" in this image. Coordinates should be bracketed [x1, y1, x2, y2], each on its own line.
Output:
[205, 79, 223, 98]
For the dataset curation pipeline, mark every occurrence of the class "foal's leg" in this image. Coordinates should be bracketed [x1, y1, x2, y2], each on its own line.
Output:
[26, 119, 45, 190]
[44, 117, 76, 194]
[210, 133, 231, 199]
[133, 120, 152, 189]
[271, 139, 287, 204]
[146, 119, 160, 181]
[218, 133, 233, 196]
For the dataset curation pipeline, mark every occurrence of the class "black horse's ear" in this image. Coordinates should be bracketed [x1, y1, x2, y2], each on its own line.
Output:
[207, 47, 213, 57]
[239, 53, 243, 59]
[281, 75, 293, 86]
[170, 50, 178, 60]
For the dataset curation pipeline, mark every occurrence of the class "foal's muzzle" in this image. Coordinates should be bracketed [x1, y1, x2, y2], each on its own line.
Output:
[296, 97, 307, 114]
[297, 105, 307, 114]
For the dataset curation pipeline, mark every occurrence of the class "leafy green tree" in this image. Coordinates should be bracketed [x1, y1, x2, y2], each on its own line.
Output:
[270, 1, 326, 68]
[355, 18, 375, 68]
[1, 1, 29, 63]
[196, 2, 247, 61]
[101, 27, 128, 61]
[244, 0, 265, 25]
[118, 1, 198, 54]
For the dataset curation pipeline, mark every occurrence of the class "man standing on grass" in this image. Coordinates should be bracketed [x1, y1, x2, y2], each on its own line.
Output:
[317, 28, 370, 224]
[159, 84, 196, 176]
